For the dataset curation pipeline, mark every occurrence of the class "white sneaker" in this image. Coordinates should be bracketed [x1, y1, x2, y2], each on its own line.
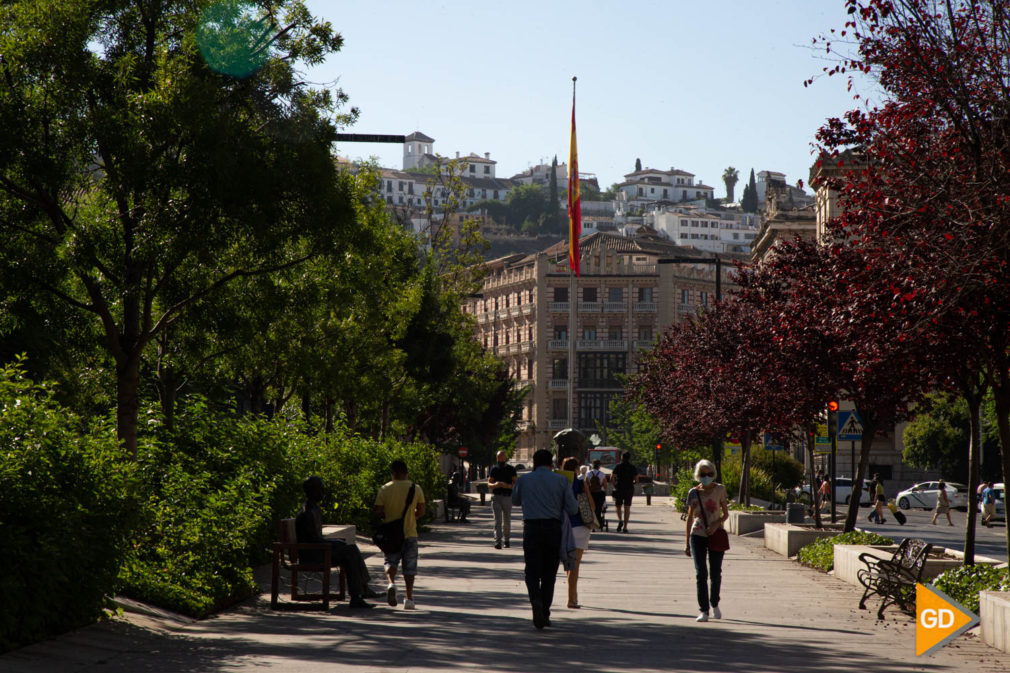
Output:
[403, 598, 416, 610]
[712, 606, 722, 619]
[696, 612, 709, 622]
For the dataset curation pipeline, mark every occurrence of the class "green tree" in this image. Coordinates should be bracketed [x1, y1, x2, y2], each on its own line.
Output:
[635, 157, 642, 172]
[741, 168, 759, 212]
[903, 392, 1002, 483]
[0, 0, 357, 456]
[722, 166, 739, 203]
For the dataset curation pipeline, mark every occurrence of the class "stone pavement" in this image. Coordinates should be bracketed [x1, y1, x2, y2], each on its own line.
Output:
[4, 497, 1008, 673]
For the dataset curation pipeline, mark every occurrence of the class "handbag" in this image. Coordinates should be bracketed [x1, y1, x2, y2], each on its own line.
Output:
[373, 483, 415, 554]
[692, 487, 729, 552]
[577, 489, 601, 531]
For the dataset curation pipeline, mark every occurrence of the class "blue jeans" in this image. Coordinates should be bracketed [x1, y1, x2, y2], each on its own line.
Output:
[690, 534, 724, 613]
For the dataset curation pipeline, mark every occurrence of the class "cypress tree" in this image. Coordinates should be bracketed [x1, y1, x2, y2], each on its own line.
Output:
[635, 157, 642, 172]
[549, 156, 560, 233]
[742, 168, 759, 213]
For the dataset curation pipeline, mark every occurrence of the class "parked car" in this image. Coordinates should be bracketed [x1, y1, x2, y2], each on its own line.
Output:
[798, 477, 872, 505]
[978, 482, 1006, 521]
[895, 481, 969, 510]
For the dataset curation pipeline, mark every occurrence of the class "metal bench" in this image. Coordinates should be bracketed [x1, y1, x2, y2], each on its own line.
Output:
[857, 537, 932, 619]
[270, 518, 346, 610]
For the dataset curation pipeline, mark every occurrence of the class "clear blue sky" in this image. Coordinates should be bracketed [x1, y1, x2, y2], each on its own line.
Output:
[304, 1, 873, 197]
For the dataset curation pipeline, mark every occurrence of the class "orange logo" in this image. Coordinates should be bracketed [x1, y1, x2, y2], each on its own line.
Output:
[915, 583, 979, 656]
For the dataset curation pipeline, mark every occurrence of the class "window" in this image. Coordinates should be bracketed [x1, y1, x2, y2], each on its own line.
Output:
[528, 327, 534, 340]
[638, 325, 653, 341]
[583, 287, 597, 303]
[638, 287, 653, 302]
[582, 326, 596, 340]
[386, 180, 393, 192]
[553, 397, 568, 420]
[578, 392, 619, 429]
[663, 189, 668, 198]
[527, 360, 533, 379]
[528, 289, 534, 303]
[484, 165, 490, 174]
[554, 326, 568, 340]
[469, 165, 475, 174]
[700, 291, 709, 306]
[554, 287, 568, 302]
[494, 190, 499, 199]
[398, 182, 404, 192]
[578, 353, 627, 388]
[608, 325, 622, 340]
[681, 289, 690, 303]
[608, 287, 622, 302]
[637, 187, 643, 196]
[552, 358, 567, 379]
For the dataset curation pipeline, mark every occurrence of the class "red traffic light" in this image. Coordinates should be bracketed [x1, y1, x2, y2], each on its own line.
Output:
[656, 443, 661, 450]
[827, 400, 839, 411]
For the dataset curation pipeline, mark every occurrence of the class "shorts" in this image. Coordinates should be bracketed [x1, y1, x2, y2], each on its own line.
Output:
[614, 489, 634, 507]
[875, 494, 887, 504]
[983, 503, 996, 517]
[383, 536, 419, 576]
[572, 524, 591, 550]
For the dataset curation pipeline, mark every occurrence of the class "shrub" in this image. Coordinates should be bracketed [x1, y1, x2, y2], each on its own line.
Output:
[0, 363, 136, 653]
[720, 459, 781, 504]
[750, 446, 805, 490]
[671, 466, 696, 512]
[933, 565, 1010, 614]
[796, 530, 894, 572]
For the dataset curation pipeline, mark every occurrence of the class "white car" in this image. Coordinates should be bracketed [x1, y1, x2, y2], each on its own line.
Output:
[978, 482, 1006, 521]
[798, 477, 872, 505]
[895, 481, 968, 510]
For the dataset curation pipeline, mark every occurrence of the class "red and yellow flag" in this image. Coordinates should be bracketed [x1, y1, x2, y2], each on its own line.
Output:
[567, 81, 581, 277]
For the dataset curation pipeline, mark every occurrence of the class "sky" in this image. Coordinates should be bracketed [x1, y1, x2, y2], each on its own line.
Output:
[303, 1, 875, 198]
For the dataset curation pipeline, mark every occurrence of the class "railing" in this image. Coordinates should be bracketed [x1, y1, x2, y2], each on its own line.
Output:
[579, 302, 601, 312]
[548, 419, 568, 430]
[548, 301, 570, 312]
[549, 379, 569, 390]
[633, 302, 657, 312]
[603, 301, 626, 313]
[509, 306, 521, 318]
[509, 343, 521, 354]
[548, 339, 568, 350]
[522, 304, 534, 316]
[519, 341, 535, 353]
[578, 339, 628, 350]
[634, 340, 655, 350]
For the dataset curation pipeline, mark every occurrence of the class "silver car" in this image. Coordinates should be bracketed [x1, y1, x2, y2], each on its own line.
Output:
[895, 481, 968, 510]
[978, 482, 1006, 521]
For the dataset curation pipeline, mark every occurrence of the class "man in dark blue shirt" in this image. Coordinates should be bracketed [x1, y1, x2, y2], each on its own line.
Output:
[488, 451, 518, 549]
[512, 449, 578, 629]
[611, 451, 639, 532]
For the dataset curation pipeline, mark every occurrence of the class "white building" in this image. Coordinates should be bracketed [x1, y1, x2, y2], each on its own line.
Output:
[644, 205, 760, 254]
[614, 168, 716, 213]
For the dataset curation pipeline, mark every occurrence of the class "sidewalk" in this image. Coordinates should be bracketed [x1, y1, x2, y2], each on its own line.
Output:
[4, 497, 1008, 672]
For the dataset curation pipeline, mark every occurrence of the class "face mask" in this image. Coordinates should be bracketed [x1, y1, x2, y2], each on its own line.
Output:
[700, 476, 714, 486]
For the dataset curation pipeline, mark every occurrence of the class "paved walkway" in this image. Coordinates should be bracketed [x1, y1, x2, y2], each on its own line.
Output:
[4, 497, 1008, 672]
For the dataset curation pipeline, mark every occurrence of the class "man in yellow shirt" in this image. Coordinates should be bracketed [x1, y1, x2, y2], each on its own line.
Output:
[375, 459, 426, 610]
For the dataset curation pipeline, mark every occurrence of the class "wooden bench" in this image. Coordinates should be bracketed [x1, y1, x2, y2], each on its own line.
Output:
[857, 537, 932, 619]
[270, 518, 346, 610]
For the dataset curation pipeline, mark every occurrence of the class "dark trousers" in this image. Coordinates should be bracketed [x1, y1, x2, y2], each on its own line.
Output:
[328, 540, 368, 599]
[591, 491, 606, 523]
[690, 534, 725, 613]
[522, 519, 561, 616]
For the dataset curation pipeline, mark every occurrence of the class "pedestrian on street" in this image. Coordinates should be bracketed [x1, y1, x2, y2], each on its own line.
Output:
[375, 460, 426, 610]
[611, 451, 639, 532]
[684, 459, 729, 623]
[872, 474, 887, 524]
[561, 457, 591, 609]
[981, 482, 996, 527]
[819, 475, 832, 512]
[488, 450, 518, 549]
[931, 480, 954, 526]
[586, 459, 608, 525]
[512, 448, 578, 629]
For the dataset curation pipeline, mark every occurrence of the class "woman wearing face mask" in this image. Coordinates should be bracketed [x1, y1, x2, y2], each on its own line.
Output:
[683, 459, 729, 622]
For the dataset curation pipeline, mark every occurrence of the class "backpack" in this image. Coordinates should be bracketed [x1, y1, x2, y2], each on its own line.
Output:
[588, 470, 603, 493]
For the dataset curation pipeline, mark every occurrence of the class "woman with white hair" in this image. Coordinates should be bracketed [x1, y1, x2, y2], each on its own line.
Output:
[683, 459, 730, 622]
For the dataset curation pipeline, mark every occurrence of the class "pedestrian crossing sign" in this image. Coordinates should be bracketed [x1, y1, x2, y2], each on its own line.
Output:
[838, 411, 863, 441]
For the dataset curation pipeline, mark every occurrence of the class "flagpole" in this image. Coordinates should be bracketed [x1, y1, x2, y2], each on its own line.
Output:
[567, 76, 578, 441]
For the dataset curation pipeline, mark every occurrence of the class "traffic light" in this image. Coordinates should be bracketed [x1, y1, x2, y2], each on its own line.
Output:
[827, 401, 839, 438]
[655, 443, 661, 453]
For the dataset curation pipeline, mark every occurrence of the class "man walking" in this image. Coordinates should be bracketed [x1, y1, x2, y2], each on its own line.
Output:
[375, 459, 425, 610]
[586, 459, 608, 524]
[611, 451, 639, 532]
[512, 449, 578, 629]
[981, 481, 996, 527]
[488, 450, 517, 549]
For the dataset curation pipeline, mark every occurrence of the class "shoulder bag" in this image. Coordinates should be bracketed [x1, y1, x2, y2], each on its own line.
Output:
[694, 486, 729, 552]
[373, 483, 415, 554]
[576, 482, 601, 531]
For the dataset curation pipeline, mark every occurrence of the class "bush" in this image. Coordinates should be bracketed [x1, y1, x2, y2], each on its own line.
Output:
[671, 466, 696, 512]
[750, 446, 805, 490]
[720, 459, 781, 504]
[0, 363, 137, 653]
[796, 530, 894, 572]
[933, 565, 1010, 614]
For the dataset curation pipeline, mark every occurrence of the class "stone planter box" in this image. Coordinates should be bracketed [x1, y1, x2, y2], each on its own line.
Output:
[726, 510, 785, 535]
[980, 591, 1010, 654]
[834, 544, 1004, 588]
[764, 522, 845, 557]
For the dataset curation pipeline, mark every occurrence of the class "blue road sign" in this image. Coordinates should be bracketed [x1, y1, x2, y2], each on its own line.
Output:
[763, 432, 784, 451]
[838, 411, 863, 441]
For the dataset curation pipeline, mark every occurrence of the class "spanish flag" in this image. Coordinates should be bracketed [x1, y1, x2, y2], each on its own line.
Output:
[567, 80, 581, 277]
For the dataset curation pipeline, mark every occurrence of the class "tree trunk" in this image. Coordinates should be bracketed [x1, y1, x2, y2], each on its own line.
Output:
[963, 390, 982, 566]
[739, 431, 753, 506]
[380, 397, 390, 440]
[324, 396, 335, 433]
[116, 354, 141, 458]
[843, 416, 878, 533]
[809, 434, 822, 529]
[712, 437, 724, 483]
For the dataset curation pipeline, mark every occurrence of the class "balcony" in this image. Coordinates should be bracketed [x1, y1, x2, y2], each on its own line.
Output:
[549, 301, 570, 312]
[522, 304, 535, 316]
[548, 419, 568, 430]
[603, 301, 626, 313]
[549, 378, 569, 390]
[579, 302, 601, 312]
[634, 302, 657, 312]
[509, 306, 521, 318]
[548, 339, 569, 351]
[519, 341, 535, 353]
[509, 343, 521, 354]
[634, 340, 655, 350]
[578, 339, 628, 350]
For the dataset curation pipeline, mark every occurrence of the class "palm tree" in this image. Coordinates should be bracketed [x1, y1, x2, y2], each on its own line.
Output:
[722, 167, 739, 203]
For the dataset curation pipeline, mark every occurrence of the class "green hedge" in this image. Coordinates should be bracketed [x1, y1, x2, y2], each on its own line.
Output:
[933, 565, 1010, 614]
[797, 530, 894, 572]
[0, 364, 137, 653]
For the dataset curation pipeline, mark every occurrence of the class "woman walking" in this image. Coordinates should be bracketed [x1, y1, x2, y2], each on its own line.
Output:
[684, 459, 730, 622]
[561, 457, 592, 608]
[872, 474, 887, 524]
[931, 480, 954, 526]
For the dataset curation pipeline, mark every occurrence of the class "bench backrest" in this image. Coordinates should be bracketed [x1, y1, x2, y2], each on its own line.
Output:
[279, 518, 299, 564]
[895, 537, 932, 577]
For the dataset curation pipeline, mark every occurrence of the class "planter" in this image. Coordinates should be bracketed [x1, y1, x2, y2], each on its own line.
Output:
[726, 510, 785, 535]
[764, 522, 845, 557]
[834, 544, 1004, 588]
[980, 591, 1010, 654]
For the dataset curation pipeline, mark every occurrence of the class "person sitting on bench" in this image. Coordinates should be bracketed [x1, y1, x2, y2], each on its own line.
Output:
[295, 476, 377, 608]
[447, 474, 471, 522]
